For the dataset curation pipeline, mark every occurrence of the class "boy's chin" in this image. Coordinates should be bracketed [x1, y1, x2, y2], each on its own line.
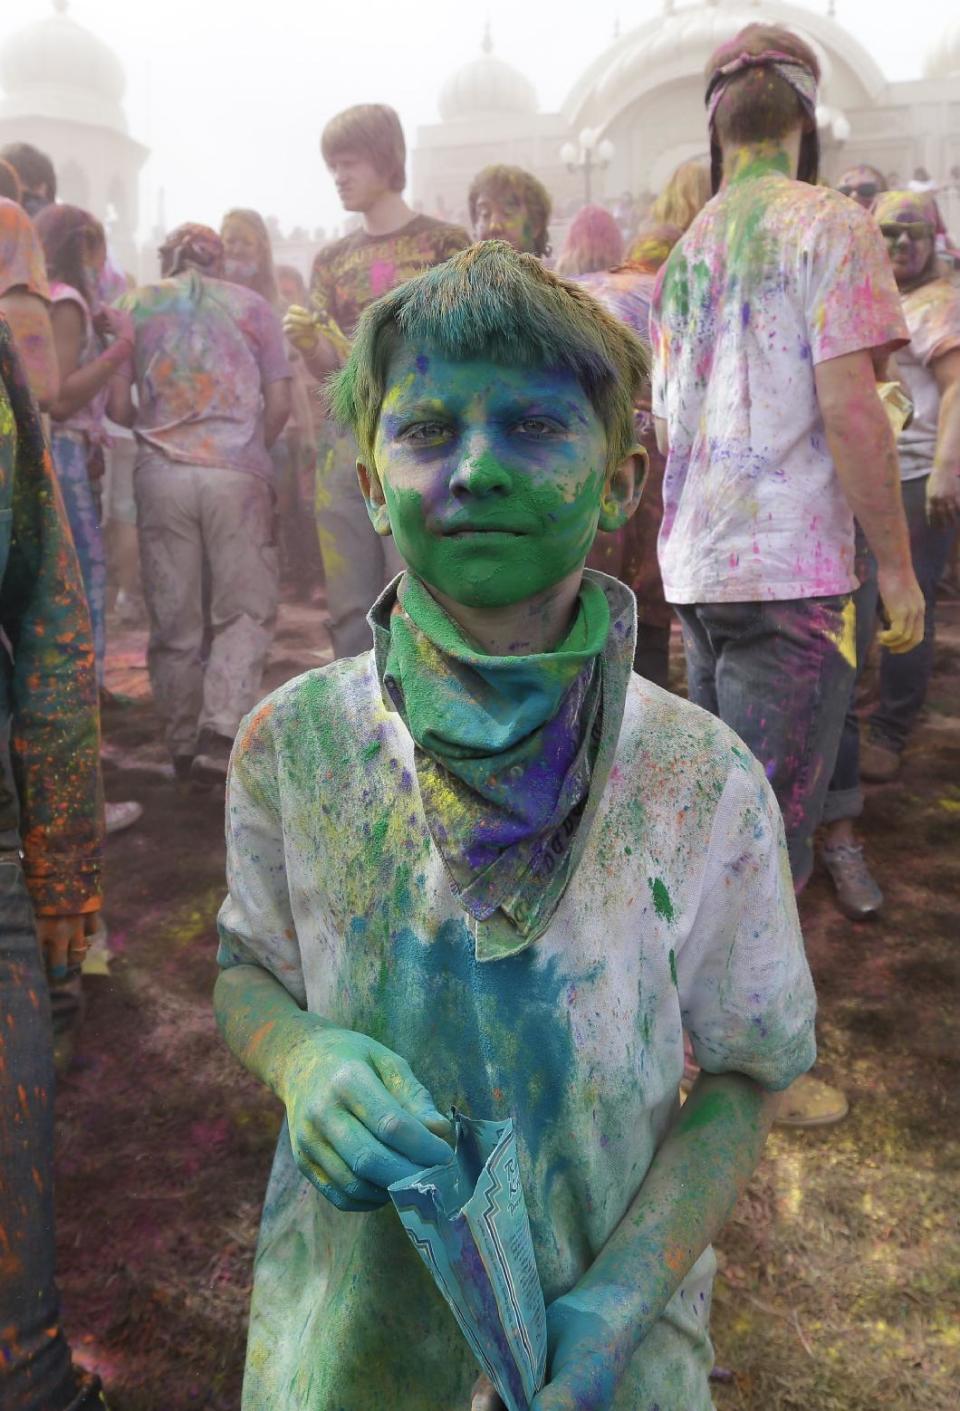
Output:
[407, 564, 585, 614]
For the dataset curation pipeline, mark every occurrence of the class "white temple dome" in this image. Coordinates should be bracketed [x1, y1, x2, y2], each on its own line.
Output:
[564, 0, 887, 126]
[0, 1, 128, 131]
[439, 27, 537, 122]
[923, 21, 960, 80]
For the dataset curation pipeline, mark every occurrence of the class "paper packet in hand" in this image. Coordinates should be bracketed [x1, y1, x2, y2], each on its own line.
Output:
[389, 1111, 547, 1411]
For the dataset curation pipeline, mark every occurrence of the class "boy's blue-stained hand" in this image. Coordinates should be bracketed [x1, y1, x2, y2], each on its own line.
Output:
[277, 1025, 454, 1212]
[470, 1295, 623, 1411]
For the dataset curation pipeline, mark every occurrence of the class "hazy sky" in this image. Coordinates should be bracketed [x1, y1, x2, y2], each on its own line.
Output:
[0, 0, 951, 242]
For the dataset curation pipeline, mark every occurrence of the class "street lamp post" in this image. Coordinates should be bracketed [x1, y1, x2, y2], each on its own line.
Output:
[561, 128, 616, 204]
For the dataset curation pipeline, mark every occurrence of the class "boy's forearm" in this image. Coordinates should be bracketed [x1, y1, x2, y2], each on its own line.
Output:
[214, 962, 331, 1099]
[822, 393, 912, 577]
[934, 380, 960, 478]
[557, 1072, 777, 1352]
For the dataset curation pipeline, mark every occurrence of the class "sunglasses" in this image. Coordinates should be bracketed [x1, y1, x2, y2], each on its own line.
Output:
[880, 222, 933, 242]
[839, 183, 878, 199]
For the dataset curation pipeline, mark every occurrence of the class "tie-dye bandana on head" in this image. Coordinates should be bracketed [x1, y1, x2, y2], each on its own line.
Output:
[375, 573, 632, 959]
[705, 47, 820, 189]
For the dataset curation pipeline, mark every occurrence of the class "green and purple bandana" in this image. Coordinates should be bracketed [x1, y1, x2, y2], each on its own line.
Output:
[371, 570, 636, 960]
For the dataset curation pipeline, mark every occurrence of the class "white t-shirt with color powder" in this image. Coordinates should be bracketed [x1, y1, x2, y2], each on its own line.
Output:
[217, 574, 817, 1411]
[895, 274, 960, 481]
[650, 171, 908, 604]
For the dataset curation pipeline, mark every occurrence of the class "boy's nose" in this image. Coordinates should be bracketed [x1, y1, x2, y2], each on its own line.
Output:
[449, 440, 511, 497]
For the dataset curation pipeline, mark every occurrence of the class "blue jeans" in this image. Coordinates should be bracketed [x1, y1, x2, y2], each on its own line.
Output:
[0, 862, 88, 1409]
[676, 596, 854, 889]
[869, 475, 957, 753]
[822, 532, 878, 826]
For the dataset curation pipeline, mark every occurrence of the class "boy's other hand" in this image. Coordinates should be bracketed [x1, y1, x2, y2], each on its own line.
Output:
[277, 1024, 453, 1212]
[529, 1293, 625, 1411]
[876, 565, 924, 653]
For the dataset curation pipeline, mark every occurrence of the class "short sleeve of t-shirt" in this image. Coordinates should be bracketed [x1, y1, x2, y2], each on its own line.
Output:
[676, 754, 817, 1091]
[907, 278, 960, 366]
[217, 705, 306, 1008]
[804, 199, 908, 366]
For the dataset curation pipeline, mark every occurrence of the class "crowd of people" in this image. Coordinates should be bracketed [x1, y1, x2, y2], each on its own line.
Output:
[0, 17, 958, 1411]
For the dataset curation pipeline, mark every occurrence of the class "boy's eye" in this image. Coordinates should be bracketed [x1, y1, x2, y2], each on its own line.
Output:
[514, 416, 562, 437]
[399, 421, 450, 444]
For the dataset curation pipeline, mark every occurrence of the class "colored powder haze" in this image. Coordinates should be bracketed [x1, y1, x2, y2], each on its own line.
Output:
[0, 1, 947, 243]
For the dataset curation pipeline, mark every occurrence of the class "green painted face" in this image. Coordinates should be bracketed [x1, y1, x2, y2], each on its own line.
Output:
[370, 346, 609, 609]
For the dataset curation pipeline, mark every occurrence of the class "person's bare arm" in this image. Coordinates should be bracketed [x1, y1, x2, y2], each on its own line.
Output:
[472, 1073, 777, 1411]
[926, 347, 960, 526]
[105, 369, 135, 427]
[263, 378, 292, 449]
[0, 291, 59, 409]
[814, 349, 923, 653]
[48, 303, 132, 422]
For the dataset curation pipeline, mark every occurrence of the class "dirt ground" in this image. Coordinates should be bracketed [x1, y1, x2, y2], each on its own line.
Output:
[54, 591, 960, 1411]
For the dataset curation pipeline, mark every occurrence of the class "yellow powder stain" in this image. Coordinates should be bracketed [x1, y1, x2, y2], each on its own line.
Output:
[823, 597, 857, 669]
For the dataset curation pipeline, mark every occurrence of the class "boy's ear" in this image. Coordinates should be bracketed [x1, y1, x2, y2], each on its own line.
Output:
[598, 447, 648, 533]
[356, 460, 393, 537]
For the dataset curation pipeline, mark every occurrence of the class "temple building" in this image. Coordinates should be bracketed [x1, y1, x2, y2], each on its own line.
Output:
[413, 1, 960, 232]
[0, 0, 148, 275]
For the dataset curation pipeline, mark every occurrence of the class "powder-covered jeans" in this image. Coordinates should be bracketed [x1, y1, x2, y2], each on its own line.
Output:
[50, 430, 106, 688]
[676, 596, 854, 890]
[0, 861, 78, 1409]
[314, 427, 404, 659]
[869, 474, 957, 753]
[135, 457, 279, 758]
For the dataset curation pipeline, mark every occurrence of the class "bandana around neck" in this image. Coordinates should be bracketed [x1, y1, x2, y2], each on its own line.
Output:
[372, 571, 635, 961]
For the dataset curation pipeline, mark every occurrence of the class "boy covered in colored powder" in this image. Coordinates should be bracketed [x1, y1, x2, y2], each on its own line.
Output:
[215, 243, 817, 1411]
[284, 103, 469, 658]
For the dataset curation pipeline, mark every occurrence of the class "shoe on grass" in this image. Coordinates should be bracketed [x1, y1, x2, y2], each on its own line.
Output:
[859, 737, 900, 782]
[821, 841, 883, 920]
[105, 800, 143, 835]
[191, 730, 233, 786]
[775, 1073, 849, 1128]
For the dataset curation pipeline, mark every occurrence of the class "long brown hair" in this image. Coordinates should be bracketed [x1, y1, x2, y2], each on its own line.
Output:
[34, 203, 104, 306]
[221, 207, 279, 306]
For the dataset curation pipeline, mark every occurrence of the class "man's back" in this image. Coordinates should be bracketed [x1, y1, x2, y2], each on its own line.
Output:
[121, 269, 290, 478]
[651, 170, 904, 604]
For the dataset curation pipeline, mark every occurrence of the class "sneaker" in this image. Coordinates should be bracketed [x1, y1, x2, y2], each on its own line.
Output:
[191, 731, 233, 786]
[821, 842, 883, 920]
[775, 1073, 849, 1128]
[860, 737, 901, 782]
[105, 800, 143, 835]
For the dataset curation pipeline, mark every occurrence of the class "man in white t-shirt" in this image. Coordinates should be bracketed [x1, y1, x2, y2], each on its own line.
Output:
[650, 23, 923, 894]
[858, 190, 960, 778]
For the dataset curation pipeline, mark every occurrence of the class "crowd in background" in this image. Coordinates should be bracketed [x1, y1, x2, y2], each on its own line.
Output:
[0, 33, 959, 1406]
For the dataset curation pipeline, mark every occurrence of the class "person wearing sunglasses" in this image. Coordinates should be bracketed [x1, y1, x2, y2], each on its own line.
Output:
[856, 191, 960, 783]
[836, 163, 887, 211]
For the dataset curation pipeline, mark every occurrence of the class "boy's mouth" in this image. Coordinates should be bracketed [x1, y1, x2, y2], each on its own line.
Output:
[444, 527, 525, 537]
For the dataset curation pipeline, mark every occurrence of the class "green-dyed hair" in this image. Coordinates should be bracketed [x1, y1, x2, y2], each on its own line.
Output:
[329, 240, 648, 474]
